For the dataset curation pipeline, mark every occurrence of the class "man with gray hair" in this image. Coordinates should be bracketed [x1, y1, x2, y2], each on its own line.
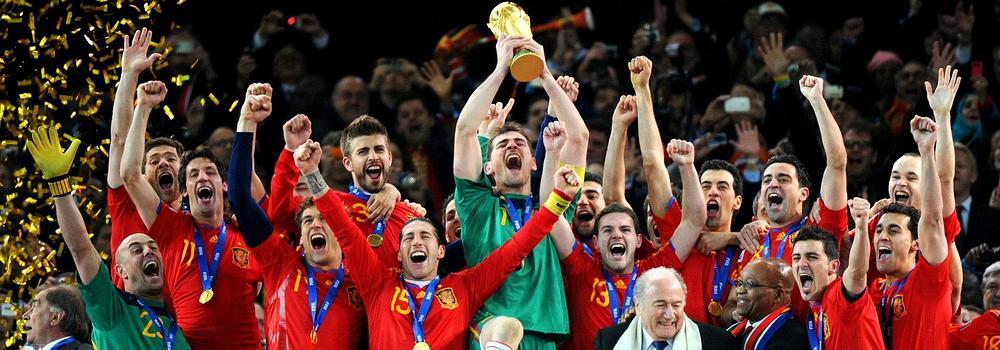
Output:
[22, 285, 92, 350]
[594, 267, 736, 350]
[984, 262, 1000, 311]
[948, 261, 1000, 349]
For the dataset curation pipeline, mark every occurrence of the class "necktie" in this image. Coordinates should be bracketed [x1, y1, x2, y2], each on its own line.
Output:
[958, 204, 967, 233]
[653, 340, 669, 350]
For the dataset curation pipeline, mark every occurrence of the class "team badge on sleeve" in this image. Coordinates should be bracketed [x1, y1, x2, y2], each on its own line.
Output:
[435, 288, 459, 310]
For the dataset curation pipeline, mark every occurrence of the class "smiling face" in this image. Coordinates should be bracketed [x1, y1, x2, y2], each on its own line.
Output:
[115, 233, 164, 297]
[791, 240, 839, 301]
[396, 98, 434, 146]
[597, 212, 639, 274]
[874, 212, 918, 276]
[486, 130, 535, 193]
[844, 129, 876, 180]
[145, 145, 181, 204]
[761, 162, 808, 225]
[701, 170, 742, 231]
[298, 205, 342, 269]
[183, 157, 227, 219]
[734, 261, 786, 322]
[637, 275, 687, 341]
[888, 155, 922, 208]
[343, 134, 392, 193]
[984, 272, 1000, 311]
[398, 220, 444, 281]
[573, 181, 606, 238]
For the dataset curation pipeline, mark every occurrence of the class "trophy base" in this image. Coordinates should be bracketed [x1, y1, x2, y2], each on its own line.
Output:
[510, 49, 544, 82]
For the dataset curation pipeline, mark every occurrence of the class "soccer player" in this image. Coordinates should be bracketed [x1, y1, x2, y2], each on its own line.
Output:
[297, 138, 581, 349]
[26, 126, 191, 349]
[868, 115, 952, 349]
[728, 258, 808, 349]
[267, 113, 416, 268]
[791, 200, 883, 349]
[452, 35, 589, 349]
[121, 81, 266, 349]
[948, 262, 1000, 349]
[551, 135, 706, 349]
[228, 97, 365, 349]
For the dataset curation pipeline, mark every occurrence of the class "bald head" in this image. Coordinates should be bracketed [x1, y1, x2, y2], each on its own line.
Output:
[115, 233, 164, 298]
[734, 258, 792, 322]
[332, 75, 369, 122]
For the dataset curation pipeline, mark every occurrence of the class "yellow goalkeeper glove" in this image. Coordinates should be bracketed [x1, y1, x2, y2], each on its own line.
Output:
[26, 125, 81, 196]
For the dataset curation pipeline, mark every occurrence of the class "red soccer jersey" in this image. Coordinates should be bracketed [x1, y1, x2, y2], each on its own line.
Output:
[949, 310, 1000, 349]
[253, 232, 366, 350]
[864, 210, 960, 285]
[812, 279, 885, 350]
[148, 202, 264, 349]
[868, 252, 952, 350]
[108, 186, 150, 288]
[651, 197, 682, 245]
[269, 149, 419, 267]
[314, 189, 560, 350]
[680, 247, 737, 325]
[560, 241, 683, 350]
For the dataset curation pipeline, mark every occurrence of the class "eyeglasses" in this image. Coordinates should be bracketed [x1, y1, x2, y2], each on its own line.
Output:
[732, 279, 782, 291]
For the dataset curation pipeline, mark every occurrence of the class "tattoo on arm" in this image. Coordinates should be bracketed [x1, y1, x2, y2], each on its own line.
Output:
[304, 172, 328, 195]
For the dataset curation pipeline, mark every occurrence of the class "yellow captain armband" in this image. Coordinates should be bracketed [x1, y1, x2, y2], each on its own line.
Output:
[47, 174, 73, 197]
[559, 162, 586, 182]
[544, 188, 573, 216]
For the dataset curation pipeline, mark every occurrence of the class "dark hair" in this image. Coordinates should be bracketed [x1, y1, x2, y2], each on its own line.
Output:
[441, 192, 455, 228]
[400, 217, 445, 245]
[340, 115, 389, 157]
[142, 137, 185, 173]
[593, 203, 641, 237]
[295, 197, 317, 228]
[881, 203, 920, 240]
[763, 154, 811, 188]
[792, 226, 839, 260]
[178, 148, 227, 188]
[700, 159, 743, 194]
[394, 93, 428, 113]
[584, 172, 603, 185]
[42, 285, 90, 342]
[486, 122, 532, 155]
[843, 120, 877, 139]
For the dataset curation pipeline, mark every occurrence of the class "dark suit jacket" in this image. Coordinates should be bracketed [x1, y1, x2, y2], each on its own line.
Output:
[957, 198, 1000, 255]
[594, 316, 737, 350]
[51, 339, 93, 350]
[734, 316, 809, 350]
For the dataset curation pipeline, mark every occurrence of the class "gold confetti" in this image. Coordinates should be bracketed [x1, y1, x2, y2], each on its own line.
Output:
[208, 93, 219, 105]
[229, 100, 239, 112]
[163, 105, 174, 120]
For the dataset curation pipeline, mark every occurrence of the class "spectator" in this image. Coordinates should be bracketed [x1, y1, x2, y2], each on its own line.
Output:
[844, 120, 886, 201]
[22, 285, 92, 350]
[954, 144, 1000, 254]
[313, 75, 370, 137]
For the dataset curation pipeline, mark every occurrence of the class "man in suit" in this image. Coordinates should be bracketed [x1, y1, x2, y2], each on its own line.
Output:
[22, 285, 93, 350]
[594, 267, 737, 350]
[728, 258, 809, 349]
[953, 144, 999, 255]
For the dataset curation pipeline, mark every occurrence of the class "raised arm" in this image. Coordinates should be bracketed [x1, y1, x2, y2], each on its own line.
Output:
[630, 56, 674, 217]
[268, 114, 312, 234]
[109, 28, 160, 188]
[538, 65, 589, 170]
[603, 96, 637, 208]
[538, 76, 581, 203]
[798, 75, 847, 211]
[26, 127, 96, 283]
[912, 116, 948, 265]
[120, 81, 168, 228]
[666, 140, 707, 262]
[843, 197, 872, 295]
[454, 36, 531, 180]
[926, 66, 961, 216]
[231, 83, 276, 247]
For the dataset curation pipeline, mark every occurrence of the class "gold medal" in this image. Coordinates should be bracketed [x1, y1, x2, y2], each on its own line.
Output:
[708, 301, 722, 317]
[367, 234, 383, 247]
[310, 329, 318, 343]
[199, 289, 214, 304]
[413, 341, 430, 350]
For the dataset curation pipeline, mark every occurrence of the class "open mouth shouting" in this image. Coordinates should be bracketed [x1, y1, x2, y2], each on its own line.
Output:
[142, 259, 161, 279]
[609, 242, 627, 258]
[892, 190, 910, 206]
[195, 183, 214, 205]
[766, 191, 784, 210]
[797, 269, 815, 296]
[157, 171, 175, 192]
[505, 152, 522, 171]
[364, 162, 384, 182]
[876, 243, 893, 265]
[309, 230, 327, 251]
[410, 250, 428, 264]
[576, 207, 595, 222]
[706, 200, 721, 218]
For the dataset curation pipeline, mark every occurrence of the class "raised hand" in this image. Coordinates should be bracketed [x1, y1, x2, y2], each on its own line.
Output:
[848, 197, 871, 226]
[403, 199, 427, 217]
[296, 13, 326, 38]
[555, 75, 580, 102]
[868, 198, 892, 218]
[241, 83, 273, 123]
[26, 125, 81, 180]
[283, 114, 313, 151]
[925, 66, 962, 117]
[798, 75, 825, 101]
[910, 115, 938, 151]
[479, 98, 514, 136]
[542, 120, 567, 153]
[521, 38, 549, 76]
[136, 81, 167, 107]
[294, 139, 323, 175]
[929, 41, 957, 73]
[420, 60, 454, 100]
[495, 35, 532, 71]
[667, 139, 695, 166]
[955, 2, 975, 37]
[553, 164, 582, 197]
[738, 220, 769, 253]
[367, 183, 400, 223]
[612, 95, 638, 126]
[122, 27, 161, 74]
[729, 120, 761, 156]
[628, 56, 653, 89]
[257, 10, 285, 40]
[756, 32, 788, 78]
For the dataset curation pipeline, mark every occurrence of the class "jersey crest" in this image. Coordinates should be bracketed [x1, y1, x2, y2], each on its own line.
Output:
[231, 247, 250, 268]
[435, 287, 459, 310]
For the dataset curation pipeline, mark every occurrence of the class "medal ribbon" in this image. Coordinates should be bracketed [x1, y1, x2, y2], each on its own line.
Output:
[192, 219, 227, 295]
[806, 304, 824, 350]
[499, 194, 532, 231]
[132, 295, 178, 350]
[348, 185, 387, 237]
[601, 267, 638, 324]
[50, 337, 78, 350]
[761, 217, 805, 259]
[580, 238, 594, 257]
[402, 275, 441, 344]
[879, 272, 911, 349]
[711, 247, 736, 307]
[306, 262, 345, 337]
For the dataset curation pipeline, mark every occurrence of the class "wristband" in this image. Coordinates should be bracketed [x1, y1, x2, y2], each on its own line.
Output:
[544, 189, 573, 216]
[303, 171, 328, 195]
[773, 74, 791, 87]
[559, 161, 586, 184]
[47, 174, 73, 197]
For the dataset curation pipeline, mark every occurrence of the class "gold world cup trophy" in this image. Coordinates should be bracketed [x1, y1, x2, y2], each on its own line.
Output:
[487, 2, 544, 82]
